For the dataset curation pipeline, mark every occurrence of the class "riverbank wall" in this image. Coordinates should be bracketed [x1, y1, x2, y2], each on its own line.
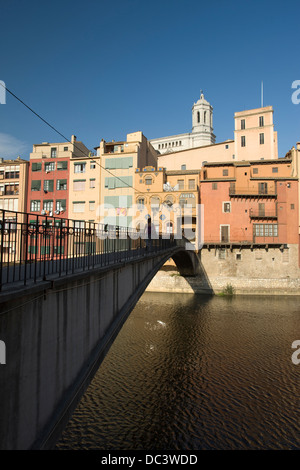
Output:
[146, 244, 300, 295]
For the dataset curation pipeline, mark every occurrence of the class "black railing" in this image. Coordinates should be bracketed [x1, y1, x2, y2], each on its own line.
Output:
[0, 210, 179, 292]
[249, 208, 277, 218]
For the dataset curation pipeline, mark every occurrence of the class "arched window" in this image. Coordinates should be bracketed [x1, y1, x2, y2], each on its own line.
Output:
[197, 111, 200, 123]
[204, 111, 206, 123]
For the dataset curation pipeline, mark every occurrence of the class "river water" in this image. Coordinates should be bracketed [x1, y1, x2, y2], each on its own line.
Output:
[56, 292, 300, 450]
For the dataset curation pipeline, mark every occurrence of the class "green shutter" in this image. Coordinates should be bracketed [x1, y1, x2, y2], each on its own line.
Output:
[31, 180, 41, 190]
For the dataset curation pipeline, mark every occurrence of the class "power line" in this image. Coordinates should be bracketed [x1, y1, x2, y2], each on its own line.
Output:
[0, 82, 153, 198]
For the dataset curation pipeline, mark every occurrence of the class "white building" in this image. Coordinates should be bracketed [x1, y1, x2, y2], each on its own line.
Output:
[150, 92, 216, 154]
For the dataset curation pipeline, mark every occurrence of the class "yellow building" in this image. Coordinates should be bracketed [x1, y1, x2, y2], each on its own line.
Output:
[68, 146, 101, 227]
[0, 156, 28, 214]
[134, 166, 200, 247]
[97, 131, 157, 227]
[0, 156, 29, 262]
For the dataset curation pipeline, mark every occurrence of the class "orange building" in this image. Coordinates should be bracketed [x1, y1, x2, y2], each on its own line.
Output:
[200, 158, 298, 247]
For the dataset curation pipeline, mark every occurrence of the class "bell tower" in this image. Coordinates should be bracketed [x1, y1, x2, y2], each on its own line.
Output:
[192, 91, 215, 145]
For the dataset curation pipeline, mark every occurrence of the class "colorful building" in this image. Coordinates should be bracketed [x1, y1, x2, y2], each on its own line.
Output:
[134, 166, 200, 246]
[0, 157, 29, 262]
[0, 156, 29, 215]
[97, 131, 157, 227]
[27, 135, 90, 222]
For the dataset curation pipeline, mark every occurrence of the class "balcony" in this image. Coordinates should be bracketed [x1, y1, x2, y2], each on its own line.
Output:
[229, 187, 277, 198]
[249, 208, 277, 219]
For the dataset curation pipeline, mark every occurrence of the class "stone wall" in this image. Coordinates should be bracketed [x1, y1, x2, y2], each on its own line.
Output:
[146, 244, 300, 295]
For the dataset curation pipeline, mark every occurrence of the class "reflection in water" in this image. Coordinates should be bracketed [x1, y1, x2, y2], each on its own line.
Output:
[56, 293, 300, 450]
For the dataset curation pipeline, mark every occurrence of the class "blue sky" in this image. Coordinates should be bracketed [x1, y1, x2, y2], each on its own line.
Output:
[0, 0, 299, 159]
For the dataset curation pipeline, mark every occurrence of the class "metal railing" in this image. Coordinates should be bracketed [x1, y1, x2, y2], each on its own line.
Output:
[229, 188, 277, 197]
[0, 210, 178, 292]
[249, 208, 277, 218]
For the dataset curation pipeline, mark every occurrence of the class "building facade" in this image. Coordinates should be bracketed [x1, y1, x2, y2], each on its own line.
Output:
[0, 157, 28, 214]
[27, 135, 90, 222]
[97, 131, 157, 227]
[156, 105, 278, 172]
[134, 166, 200, 247]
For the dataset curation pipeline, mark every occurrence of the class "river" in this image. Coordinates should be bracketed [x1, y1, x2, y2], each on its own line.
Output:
[56, 292, 300, 450]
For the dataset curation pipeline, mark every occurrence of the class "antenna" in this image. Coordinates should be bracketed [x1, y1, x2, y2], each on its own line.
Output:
[261, 81, 264, 108]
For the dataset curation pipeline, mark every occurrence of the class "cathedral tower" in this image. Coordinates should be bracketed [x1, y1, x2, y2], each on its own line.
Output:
[192, 91, 215, 145]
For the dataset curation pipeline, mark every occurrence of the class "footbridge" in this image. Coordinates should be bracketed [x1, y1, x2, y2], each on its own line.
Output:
[0, 210, 200, 449]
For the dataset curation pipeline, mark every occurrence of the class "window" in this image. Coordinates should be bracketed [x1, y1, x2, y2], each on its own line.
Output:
[137, 198, 145, 210]
[74, 162, 86, 173]
[259, 133, 264, 145]
[259, 116, 264, 127]
[31, 180, 41, 191]
[56, 179, 67, 190]
[212, 182, 218, 190]
[223, 202, 231, 213]
[90, 161, 96, 169]
[223, 169, 228, 176]
[218, 248, 226, 260]
[188, 179, 195, 190]
[291, 204, 295, 210]
[73, 202, 85, 213]
[30, 200, 40, 212]
[89, 201, 95, 211]
[254, 224, 278, 237]
[258, 182, 268, 194]
[56, 200, 66, 212]
[145, 177, 152, 185]
[220, 225, 229, 242]
[241, 136, 246, 147]
[177, 179, 184, 190]
[272, 167, 278, 173]
[57, 161, 68, 171]
[32, 162, 42, 172]
[204, 111, 206, 123]
[44, 180, 54, 192]
[45, 162, 55, 172]
[51, 148, 57, 158]
[90, 178, 96, 188]
[43, 200, 53, 212]
[197, 111, 200, 123]
[236, 253, 242, 260]
[73, 180, 86, 191]
[253, 168, 258, 174]
[64, 147, 68, 151]
[181, 165, 186, 170]
[241, 119, 245, 130]
[225, 144, 229, 149]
